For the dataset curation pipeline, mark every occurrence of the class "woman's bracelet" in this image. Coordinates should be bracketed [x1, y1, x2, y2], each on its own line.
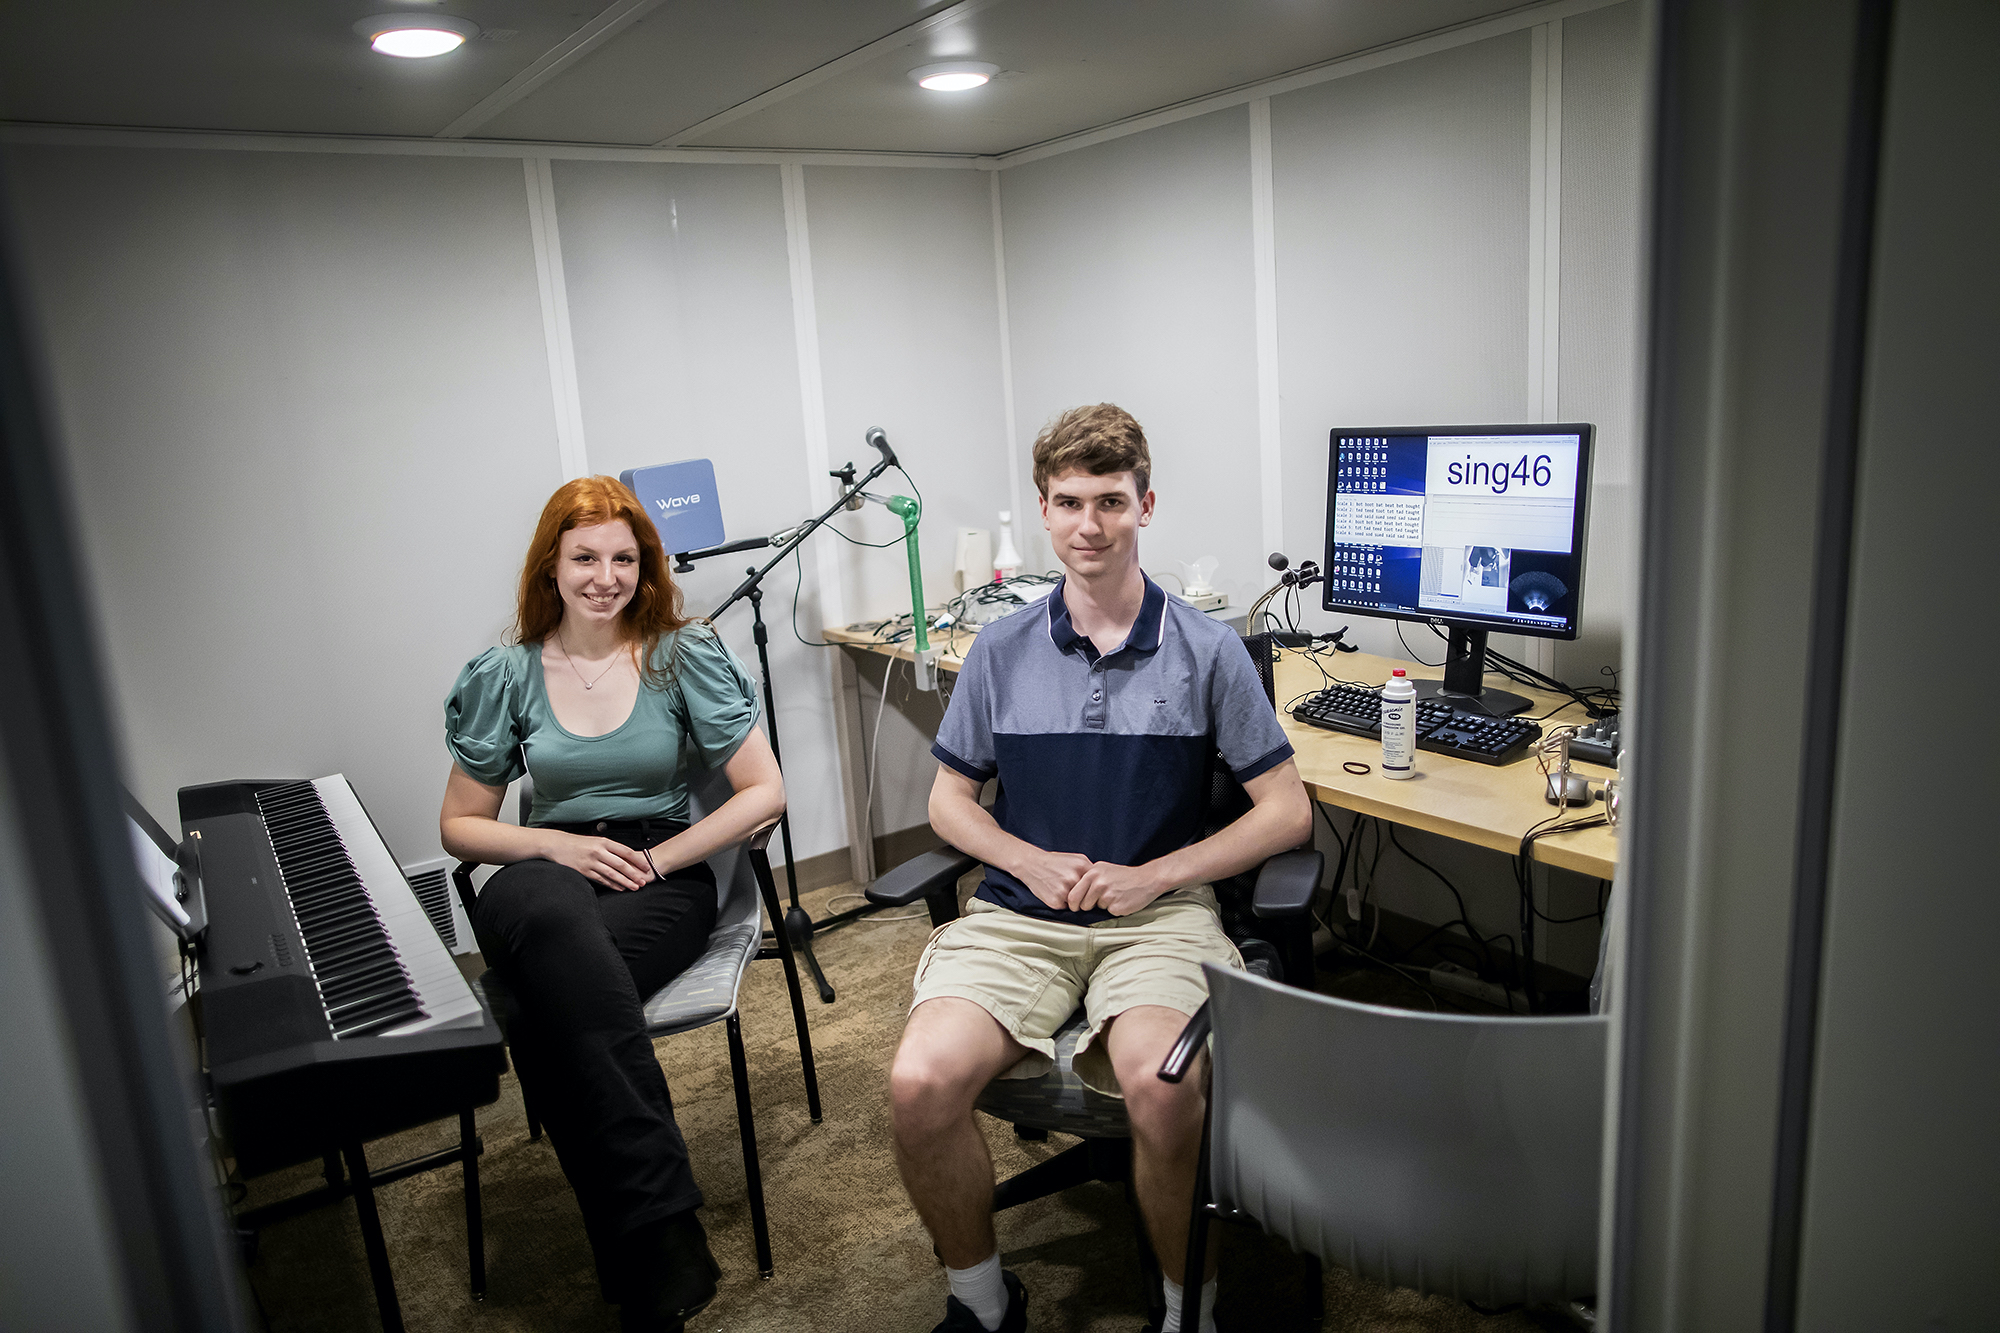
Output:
[642, 845, 664, 881]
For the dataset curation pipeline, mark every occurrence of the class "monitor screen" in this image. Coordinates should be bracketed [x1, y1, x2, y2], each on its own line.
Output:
[1321, 424, 1593, 641]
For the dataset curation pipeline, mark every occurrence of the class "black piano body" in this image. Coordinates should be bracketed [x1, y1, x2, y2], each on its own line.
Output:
[183, 778, 506, 1175]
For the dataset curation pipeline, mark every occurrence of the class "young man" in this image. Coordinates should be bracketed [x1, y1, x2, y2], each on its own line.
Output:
[889, 404, 1313, 1333]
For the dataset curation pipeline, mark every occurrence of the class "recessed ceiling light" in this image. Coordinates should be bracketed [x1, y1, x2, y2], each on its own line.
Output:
[909, 61, 1000, 92]
[353, 13, 480, 58]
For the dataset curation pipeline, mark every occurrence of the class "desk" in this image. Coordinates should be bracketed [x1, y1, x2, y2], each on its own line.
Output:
[822, 625, 1617, 885]
[823, 622, 973, 883]
[1273, 649, 1618, 882]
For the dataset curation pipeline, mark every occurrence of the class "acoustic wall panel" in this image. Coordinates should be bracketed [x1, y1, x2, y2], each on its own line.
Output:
[1555, 1, 1646, 683]
[803, 165, 1013, 839]
[1269, 31, 1532, 655]
[3, 146, 559, 866]
[547, 159, 851, 859]
[998, 106, 1263, 606]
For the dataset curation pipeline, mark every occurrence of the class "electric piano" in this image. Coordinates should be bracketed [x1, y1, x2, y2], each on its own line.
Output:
[182, 775, 506, 1327]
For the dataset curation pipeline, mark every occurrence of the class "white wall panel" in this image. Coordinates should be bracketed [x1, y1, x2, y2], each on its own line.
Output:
[802, 166, 1011, 837]
[4, 146, 559, 867]
[547, 160, 850, 859]
[998, 107, 1264, 607]
[1557, 0, 1645, 684]
[1270, 31, 1533, 657]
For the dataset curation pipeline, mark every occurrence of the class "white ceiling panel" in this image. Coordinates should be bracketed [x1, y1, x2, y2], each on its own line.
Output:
[0, 0, 1552, 154]
[471, 0, 944, 144]
[0, 1, 594, 139]
[677, 0, 1533, 155]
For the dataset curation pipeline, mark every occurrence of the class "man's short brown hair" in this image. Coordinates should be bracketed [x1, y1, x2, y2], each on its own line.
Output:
[1031, 403, 1150, 499]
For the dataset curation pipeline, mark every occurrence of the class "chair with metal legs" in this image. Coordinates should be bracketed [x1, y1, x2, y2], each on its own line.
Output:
[1161, 964, 1607, 1329]
[866, 809, 1320, 1326]
[451, 772, 823, 1278]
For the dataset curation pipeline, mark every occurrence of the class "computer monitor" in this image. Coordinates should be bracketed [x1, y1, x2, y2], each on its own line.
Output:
[1321, 423, 1594, 717]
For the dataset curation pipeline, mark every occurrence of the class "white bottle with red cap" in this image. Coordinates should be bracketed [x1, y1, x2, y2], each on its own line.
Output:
[1381, 668, 1417, 779]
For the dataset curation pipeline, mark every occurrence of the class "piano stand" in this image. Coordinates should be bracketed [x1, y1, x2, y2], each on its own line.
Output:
[233, 1109, 488, 1322]
[460, 1108, 486, 1300]
[343, 1141, 405, 1333]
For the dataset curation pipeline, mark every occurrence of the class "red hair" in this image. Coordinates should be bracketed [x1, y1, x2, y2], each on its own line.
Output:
[513, 476, 691, 686]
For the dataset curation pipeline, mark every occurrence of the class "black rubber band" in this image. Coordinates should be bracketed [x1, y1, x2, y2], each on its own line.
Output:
[1343, 761, 1372, 775]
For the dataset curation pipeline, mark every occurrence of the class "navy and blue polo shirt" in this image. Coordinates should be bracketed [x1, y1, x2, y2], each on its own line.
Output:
[931, 575, 1295, 925]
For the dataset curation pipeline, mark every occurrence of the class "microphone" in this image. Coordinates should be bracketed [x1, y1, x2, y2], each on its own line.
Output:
[1268, 552, 1290, 572]
[865, 426, 897, 467]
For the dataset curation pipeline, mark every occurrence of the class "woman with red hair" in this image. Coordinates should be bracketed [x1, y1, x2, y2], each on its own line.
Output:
[440, 475, 783, 1331]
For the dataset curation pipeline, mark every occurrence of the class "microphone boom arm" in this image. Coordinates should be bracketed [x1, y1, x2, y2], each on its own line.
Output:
[703, 445, 899, 622]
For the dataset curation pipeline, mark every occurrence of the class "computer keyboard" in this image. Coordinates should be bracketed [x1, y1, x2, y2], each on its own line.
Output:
[1566, 712, 1621, 768]
[1290, 684, 1544, 766]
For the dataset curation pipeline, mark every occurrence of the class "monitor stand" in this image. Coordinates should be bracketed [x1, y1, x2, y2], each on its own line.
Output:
[1411, 625, 1534, 718]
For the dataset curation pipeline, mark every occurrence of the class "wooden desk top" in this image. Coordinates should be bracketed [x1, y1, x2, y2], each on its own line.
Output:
[825, 620, 975, 670]
[1275, 649, 1618, 880]
[826, 622, 1618, 880]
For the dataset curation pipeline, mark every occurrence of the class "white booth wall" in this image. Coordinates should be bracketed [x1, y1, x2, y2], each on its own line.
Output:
[3, 3, 1645, 964]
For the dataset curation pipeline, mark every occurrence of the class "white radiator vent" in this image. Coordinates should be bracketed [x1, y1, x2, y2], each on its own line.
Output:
[400, 856, 478, 956]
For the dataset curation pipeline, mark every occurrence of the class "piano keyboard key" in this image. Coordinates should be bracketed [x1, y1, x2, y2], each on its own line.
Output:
[309, 776, 485, 1037]
[256, 781, 425, 1038]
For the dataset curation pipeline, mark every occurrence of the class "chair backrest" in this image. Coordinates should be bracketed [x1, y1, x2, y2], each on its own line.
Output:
[684, 764, 762, 938]
[1202, 963, 1606, 1306]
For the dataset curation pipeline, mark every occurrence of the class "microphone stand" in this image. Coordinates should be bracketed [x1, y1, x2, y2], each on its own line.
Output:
[672, 432, 902, 1004]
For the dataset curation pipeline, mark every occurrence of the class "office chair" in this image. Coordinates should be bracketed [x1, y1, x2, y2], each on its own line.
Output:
[451, 770, 822, 1278]
[866, 754, 1321, 1325]
[1162, 964, 1607, 1328]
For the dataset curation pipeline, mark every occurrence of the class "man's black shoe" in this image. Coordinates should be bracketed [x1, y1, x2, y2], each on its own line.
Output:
[616, 1210, 720, 1332]
[931, 1269, 1028, 1333]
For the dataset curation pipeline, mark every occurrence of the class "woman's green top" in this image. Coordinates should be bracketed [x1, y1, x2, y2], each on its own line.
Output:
[444, 626, 759, 827]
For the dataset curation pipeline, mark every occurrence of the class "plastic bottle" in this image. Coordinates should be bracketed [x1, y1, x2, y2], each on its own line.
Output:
[992, 510, 1023, 582]
[1381, 668, 1417, 780]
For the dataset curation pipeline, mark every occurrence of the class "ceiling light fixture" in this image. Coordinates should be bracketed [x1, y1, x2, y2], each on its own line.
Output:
[353, 13, 480, 58]
[908, 61, 999, 92]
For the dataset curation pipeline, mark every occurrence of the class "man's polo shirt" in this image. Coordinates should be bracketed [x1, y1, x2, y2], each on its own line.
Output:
[931, 575, 1294, 925]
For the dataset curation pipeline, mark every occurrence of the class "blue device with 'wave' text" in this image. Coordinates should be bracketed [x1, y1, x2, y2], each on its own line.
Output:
[619, 459, 727, 555]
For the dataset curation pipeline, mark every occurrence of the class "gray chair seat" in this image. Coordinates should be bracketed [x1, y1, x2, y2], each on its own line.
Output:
[640, 919, 760, 1034]
[972, 1009, 1130, 1140]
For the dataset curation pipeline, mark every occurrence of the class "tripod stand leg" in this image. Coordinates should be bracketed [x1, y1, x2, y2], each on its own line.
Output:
[785, 895, 835, 1004]
[745, 584, 836, 1003]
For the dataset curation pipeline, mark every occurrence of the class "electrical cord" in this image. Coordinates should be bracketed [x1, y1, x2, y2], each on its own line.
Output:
[781, 463, 931, 644]
[1384, 825, 1496, 981]
[789, 546, 833, 647]
[862, 656, 902, 823]
[1396, 622, 1445, 667]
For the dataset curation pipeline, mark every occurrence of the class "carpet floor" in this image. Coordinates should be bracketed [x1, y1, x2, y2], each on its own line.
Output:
[235, 883, 1579, 1333]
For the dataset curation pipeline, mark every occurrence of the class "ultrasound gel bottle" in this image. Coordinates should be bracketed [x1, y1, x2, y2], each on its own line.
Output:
[1381, 669, 1417, 779]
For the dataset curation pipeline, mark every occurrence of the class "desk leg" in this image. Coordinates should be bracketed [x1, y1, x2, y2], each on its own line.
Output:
[830, 646, 876, 885]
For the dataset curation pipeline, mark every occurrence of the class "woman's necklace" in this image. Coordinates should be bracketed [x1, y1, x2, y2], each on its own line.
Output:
[556, 633, 624, 691]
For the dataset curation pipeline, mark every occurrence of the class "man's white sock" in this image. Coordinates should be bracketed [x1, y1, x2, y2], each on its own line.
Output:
[1159, 1274, 1218, 1333]
[946, 1252, 1008, 1331]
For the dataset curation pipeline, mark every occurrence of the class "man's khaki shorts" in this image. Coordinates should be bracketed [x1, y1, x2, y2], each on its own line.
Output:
[907, 886, 1242, 1097]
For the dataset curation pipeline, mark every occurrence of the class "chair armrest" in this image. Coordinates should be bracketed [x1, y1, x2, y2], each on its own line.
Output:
[745, 817, 781, 854]
[1250, 848, 1324, 919]
[451, 862, 481, 920]
[1157, 1001, 1212, 1084]
[866, 847, 980, 907]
